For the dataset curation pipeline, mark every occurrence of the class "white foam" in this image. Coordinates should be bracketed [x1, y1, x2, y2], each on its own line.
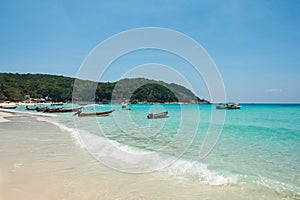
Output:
[36, 117, 85, 148]
[76, 132, 168, 172]
[0, 108, 58, 117]
[36, 116, 239, 184]
[257, 176, 300, 197]
[35, 116, 154, 165]
[165, 159, 238, 186]
[109, 140, 151, 155]
[34, 115, 238, 185]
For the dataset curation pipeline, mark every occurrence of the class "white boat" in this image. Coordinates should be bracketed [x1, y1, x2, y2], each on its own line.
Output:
[0, 104, 17, 109]
[121, 102, 132, 110]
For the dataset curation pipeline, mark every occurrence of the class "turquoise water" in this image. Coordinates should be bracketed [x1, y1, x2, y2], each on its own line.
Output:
[16, 104, 300, 198]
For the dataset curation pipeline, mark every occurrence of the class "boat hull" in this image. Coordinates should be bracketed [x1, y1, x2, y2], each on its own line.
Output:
[147, 111, 168, 119]
[121, 103, 132, 110]
[216, 103, 241, 110]
[45, 107, 82, 113]
[77, 109, 115, 117]
[0, 105, 17, 109]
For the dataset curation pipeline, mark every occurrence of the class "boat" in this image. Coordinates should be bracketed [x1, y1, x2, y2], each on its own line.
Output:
[147, 111, 168, 119]
[26, 105, 49, 111]
[74, 109, 115, 117]
[44, 107, 82, 113]
[51, 103, 64, 106]
[216, 103, 241, 110]
[0, 104, 17, 109]
[36, 107, 47, 112]
[25, 105, 38, 110]
[121, 102, 132, 110]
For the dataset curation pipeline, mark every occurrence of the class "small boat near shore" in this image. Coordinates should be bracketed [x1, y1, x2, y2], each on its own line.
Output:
[44, 107, 82, 113]
[147, 111, 168, 119]
[26, 105, 55, 112]
[51, 103, 64, 106]
[74, 109, 115, 117]
[0, 104, 17, 109]
[216, 103, 241, 110]
[25, 105, 46, 111]
[25, 105, 37, 111]
[121, 101, 132, 110]
[36, 107, 47, 112]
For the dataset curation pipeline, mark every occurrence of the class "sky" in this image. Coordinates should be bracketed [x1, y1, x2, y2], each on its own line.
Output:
[0, 0, 299, 103]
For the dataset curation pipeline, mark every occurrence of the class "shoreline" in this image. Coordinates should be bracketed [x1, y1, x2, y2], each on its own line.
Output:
[0, 111, 242, 200]
[0, 101, 211, 106]
[0, 109, 22, 122]
[0, 110, 295, 199]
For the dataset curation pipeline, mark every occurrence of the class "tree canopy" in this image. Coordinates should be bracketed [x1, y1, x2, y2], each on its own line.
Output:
[0, 73, 210, 104]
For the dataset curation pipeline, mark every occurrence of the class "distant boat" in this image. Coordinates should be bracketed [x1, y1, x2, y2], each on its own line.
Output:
[51, 103, 64, 106]
[216, 103, 241, 110]
[121, 102, 132, 110]
[0, 104, 17, 109]
[25, 105, 38, 110]
[74, 109, 115, 117]
[26, 105, 50, 111]
[147, 111, 168, 119]
[44, 107, 82, 113]
[36, 107, 47, 112]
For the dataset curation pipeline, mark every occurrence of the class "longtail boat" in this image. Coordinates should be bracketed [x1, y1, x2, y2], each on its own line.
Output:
[147, 111, 168, 119]
[25, 105, 38, 110]
[26, 105, 49, 111]
[36, 107, 47, 112]
[216, 103, 241, 110]
[74, 109, 115, 117]
[44, 107, 82, 113]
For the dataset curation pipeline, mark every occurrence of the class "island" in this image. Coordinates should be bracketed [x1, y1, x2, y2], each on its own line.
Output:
[0, 73, 210, 104]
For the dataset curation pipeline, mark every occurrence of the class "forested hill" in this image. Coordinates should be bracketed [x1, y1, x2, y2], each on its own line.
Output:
[0, 73, 210, 104]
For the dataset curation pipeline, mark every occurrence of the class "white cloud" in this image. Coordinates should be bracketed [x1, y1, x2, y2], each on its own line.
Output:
[264, 88, 283, 94]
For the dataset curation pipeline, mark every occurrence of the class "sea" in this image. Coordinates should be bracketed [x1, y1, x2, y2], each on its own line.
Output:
[11, 104, 300, 199]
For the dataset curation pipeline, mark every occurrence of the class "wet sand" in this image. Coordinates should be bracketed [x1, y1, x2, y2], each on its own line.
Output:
[0, 111, 279, 200]
[0, 110, 17, 122]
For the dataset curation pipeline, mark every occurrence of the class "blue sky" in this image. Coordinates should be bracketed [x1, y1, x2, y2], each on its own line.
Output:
[0, 0, 299, 102]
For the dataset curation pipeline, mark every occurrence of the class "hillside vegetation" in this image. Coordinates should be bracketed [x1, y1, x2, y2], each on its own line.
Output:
[0, 73, 210, 104]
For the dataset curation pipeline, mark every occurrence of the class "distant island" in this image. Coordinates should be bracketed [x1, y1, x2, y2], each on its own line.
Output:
[0, 73, 210, 104]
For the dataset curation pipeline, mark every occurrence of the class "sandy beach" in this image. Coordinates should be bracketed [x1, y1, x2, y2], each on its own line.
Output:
[0, 111, 222, 200]
[0, 110, 294, 200]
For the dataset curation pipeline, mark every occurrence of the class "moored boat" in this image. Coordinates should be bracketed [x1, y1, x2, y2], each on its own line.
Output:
[36, 107, 47, 112]
[25, 105, 39, 111]
[0, 104, 17, 109]
[74, 109, 115, 117]
[44, 107, 82, 113]
[216, 103, 241, 110]
[121, 102, 132, 110]
[51, 103, 64, 106]
[26, 105, 49, 111]
[147, 111, 168, 119]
